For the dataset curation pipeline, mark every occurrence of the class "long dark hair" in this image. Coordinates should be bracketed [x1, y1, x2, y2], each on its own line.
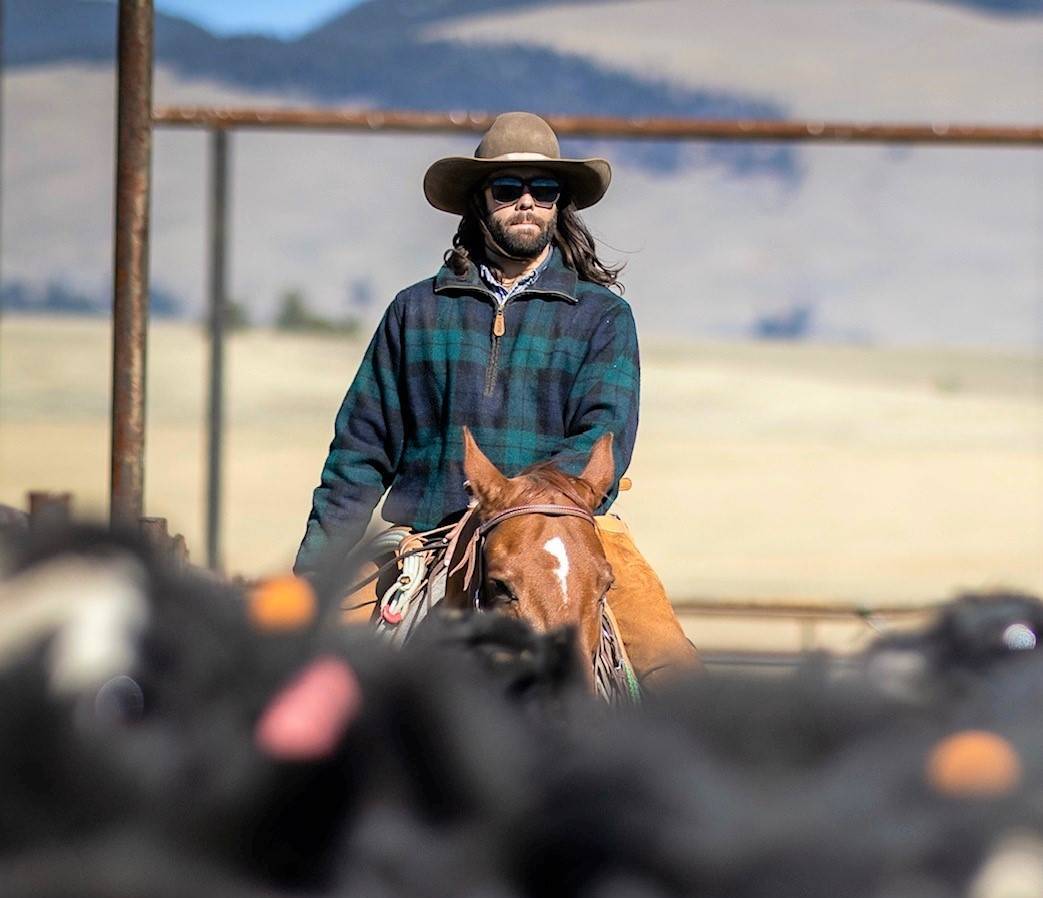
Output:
[443, 191, 624, 291]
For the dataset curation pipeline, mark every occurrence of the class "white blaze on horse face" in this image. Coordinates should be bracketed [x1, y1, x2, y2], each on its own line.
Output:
[542, 537, 571, 607]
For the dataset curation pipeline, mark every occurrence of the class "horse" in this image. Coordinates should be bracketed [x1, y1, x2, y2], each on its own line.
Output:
[357, 428, 639, 701]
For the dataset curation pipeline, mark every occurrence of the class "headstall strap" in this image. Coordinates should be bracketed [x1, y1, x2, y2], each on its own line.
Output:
[362, 498, 638, 702]
[478, 503, 596, 536]
[352, 504, 593, 606]
[442, 500, 596, 604]
[367, 502, 599, 635]
[476, 501, 638, 704]
[448, 503, 596, 609]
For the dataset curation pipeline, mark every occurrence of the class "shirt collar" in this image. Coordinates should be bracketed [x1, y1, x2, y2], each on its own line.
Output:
[478, 257, 547, 301]
[434, 246, 580, 304]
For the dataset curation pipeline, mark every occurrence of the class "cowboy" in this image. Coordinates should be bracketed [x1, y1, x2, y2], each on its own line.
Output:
[294, 112, 699, 685]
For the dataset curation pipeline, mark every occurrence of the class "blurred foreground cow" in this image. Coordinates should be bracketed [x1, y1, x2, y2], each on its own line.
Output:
[1, 522, 1043, 897]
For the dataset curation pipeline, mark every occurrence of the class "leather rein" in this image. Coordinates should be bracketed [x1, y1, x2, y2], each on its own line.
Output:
[342, 503, 596, 612]
[344, 501, 638, 704]
[460, 503, 596, 610]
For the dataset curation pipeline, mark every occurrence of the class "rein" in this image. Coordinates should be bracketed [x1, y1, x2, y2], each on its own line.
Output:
[455, 504, 596, 610]
[343, 500, 638, 703]
[472, 501, 636, 703]
[340, 521, 458, 611]
[342, 504, 595, 611]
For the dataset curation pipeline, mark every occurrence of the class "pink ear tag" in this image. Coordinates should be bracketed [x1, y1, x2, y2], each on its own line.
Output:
[255, 656, 362, 761]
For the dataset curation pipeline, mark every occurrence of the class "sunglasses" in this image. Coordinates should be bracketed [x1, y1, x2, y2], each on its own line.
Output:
[487, 176, 562, 207]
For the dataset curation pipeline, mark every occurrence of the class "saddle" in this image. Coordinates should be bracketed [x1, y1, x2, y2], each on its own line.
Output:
[364, 506, 483, 647]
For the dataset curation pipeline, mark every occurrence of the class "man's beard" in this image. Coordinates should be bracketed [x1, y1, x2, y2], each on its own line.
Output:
[484, 209, 557, 260]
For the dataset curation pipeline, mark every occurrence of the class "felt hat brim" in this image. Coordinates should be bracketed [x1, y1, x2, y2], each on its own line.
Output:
[424, 154, 612, 215]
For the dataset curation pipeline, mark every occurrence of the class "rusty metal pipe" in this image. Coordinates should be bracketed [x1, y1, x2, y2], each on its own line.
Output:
[110, 0, 154, 525]
[0, 0, 6, 352]
[206, 126, 229, 571]
[152, 106, 1043, 146]
[671, 597, 939, 619]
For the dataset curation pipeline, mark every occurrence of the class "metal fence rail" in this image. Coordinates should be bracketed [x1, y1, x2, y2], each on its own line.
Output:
[671, 596, 940, 654]
[671, 598, 939, 618]
[146, 103, 1043, 567]
[153, 106, 1043, 146]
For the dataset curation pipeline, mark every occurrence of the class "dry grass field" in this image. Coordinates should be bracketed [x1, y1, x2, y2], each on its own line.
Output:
[2, 316, 1041, 652]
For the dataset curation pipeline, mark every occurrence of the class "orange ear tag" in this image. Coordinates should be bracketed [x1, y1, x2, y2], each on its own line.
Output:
[248, 575, 317, 632]
[926, 730, 1022, 798]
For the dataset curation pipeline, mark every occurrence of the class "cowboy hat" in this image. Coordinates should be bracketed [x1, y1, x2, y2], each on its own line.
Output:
[423, 111, 612, 215]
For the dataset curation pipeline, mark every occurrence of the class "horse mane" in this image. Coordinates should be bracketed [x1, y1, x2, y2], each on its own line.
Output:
[508, 461, 599, 512]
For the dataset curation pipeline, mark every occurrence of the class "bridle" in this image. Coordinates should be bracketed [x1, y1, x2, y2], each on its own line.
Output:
[469, 501, 638, 703]
[343, 500, 638, 703]
[460, 503, 598, 610]
[340, 502, 596, 613]
[478, 503, 596, 535]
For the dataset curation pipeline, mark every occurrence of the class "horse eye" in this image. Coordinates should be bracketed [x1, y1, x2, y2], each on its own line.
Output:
[489, 579, 517, 604]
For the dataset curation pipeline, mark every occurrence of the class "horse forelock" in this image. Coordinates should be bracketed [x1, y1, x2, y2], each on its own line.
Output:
[504, 462, 598, 513]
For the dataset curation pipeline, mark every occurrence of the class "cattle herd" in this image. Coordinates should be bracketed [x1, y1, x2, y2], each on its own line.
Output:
[0, 517, 1042, 897]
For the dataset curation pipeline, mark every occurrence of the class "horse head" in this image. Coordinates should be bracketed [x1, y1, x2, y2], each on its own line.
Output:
[461, 427, 616, 678]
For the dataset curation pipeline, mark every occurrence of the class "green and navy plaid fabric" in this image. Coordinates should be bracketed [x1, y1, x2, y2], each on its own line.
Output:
[294, 248, 640, 573]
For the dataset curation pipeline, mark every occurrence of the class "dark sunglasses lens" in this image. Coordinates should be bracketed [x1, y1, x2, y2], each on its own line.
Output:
[529, 179, 561, 204]
[490, 178, 524, 204]
[489, 177, 561, 205]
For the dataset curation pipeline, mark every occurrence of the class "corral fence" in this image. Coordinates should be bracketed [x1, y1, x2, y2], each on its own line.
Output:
[143, 106, 1043, 572]
[4, 1, 1039, 649]
[7, 491, 190, 572]
[4, 491, 939, 668]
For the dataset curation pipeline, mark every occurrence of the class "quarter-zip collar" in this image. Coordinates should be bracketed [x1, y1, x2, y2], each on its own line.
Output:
[434, 246, 580, 304]
[478, 257, 547, 303]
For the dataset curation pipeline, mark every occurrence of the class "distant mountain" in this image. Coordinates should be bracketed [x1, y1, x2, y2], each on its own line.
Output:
[935, 0, 1043, 13]
[3, 0, 222, 64]
[2, 0, 607, 66]
[0, 278, 182, 318]
[3, 0, 796, 178]
[3, 0, 1040, 347]
[8, 0, 1042, 70]
[10, 0, 1037, 175]
[305, 0, 605, 32]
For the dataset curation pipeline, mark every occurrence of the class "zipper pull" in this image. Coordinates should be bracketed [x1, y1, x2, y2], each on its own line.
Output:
[493, 306, 505, 338]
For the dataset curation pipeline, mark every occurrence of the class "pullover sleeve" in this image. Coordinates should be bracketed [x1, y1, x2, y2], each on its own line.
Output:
[551, 301, 640, 513]
[293, 300, 405, 574]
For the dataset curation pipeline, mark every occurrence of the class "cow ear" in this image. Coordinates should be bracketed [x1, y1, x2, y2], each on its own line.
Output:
[462, 427, 509, 508]
[579, 433, 615, 510]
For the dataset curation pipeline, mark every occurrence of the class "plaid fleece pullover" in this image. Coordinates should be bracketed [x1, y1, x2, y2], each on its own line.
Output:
[294, 248, 640, 573]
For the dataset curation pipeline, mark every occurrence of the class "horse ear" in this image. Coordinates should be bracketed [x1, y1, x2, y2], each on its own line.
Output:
[579, 432, 616, 510]
[462, 426, 509, 508]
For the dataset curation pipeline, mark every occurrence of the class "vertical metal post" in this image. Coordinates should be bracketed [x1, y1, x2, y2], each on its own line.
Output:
[0, 0, 6, 357]
[110, 0, 154, 525]
[206, 126, 229, 570]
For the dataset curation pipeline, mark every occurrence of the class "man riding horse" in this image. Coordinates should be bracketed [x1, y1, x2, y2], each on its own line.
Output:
[294, 112, 700, 687]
